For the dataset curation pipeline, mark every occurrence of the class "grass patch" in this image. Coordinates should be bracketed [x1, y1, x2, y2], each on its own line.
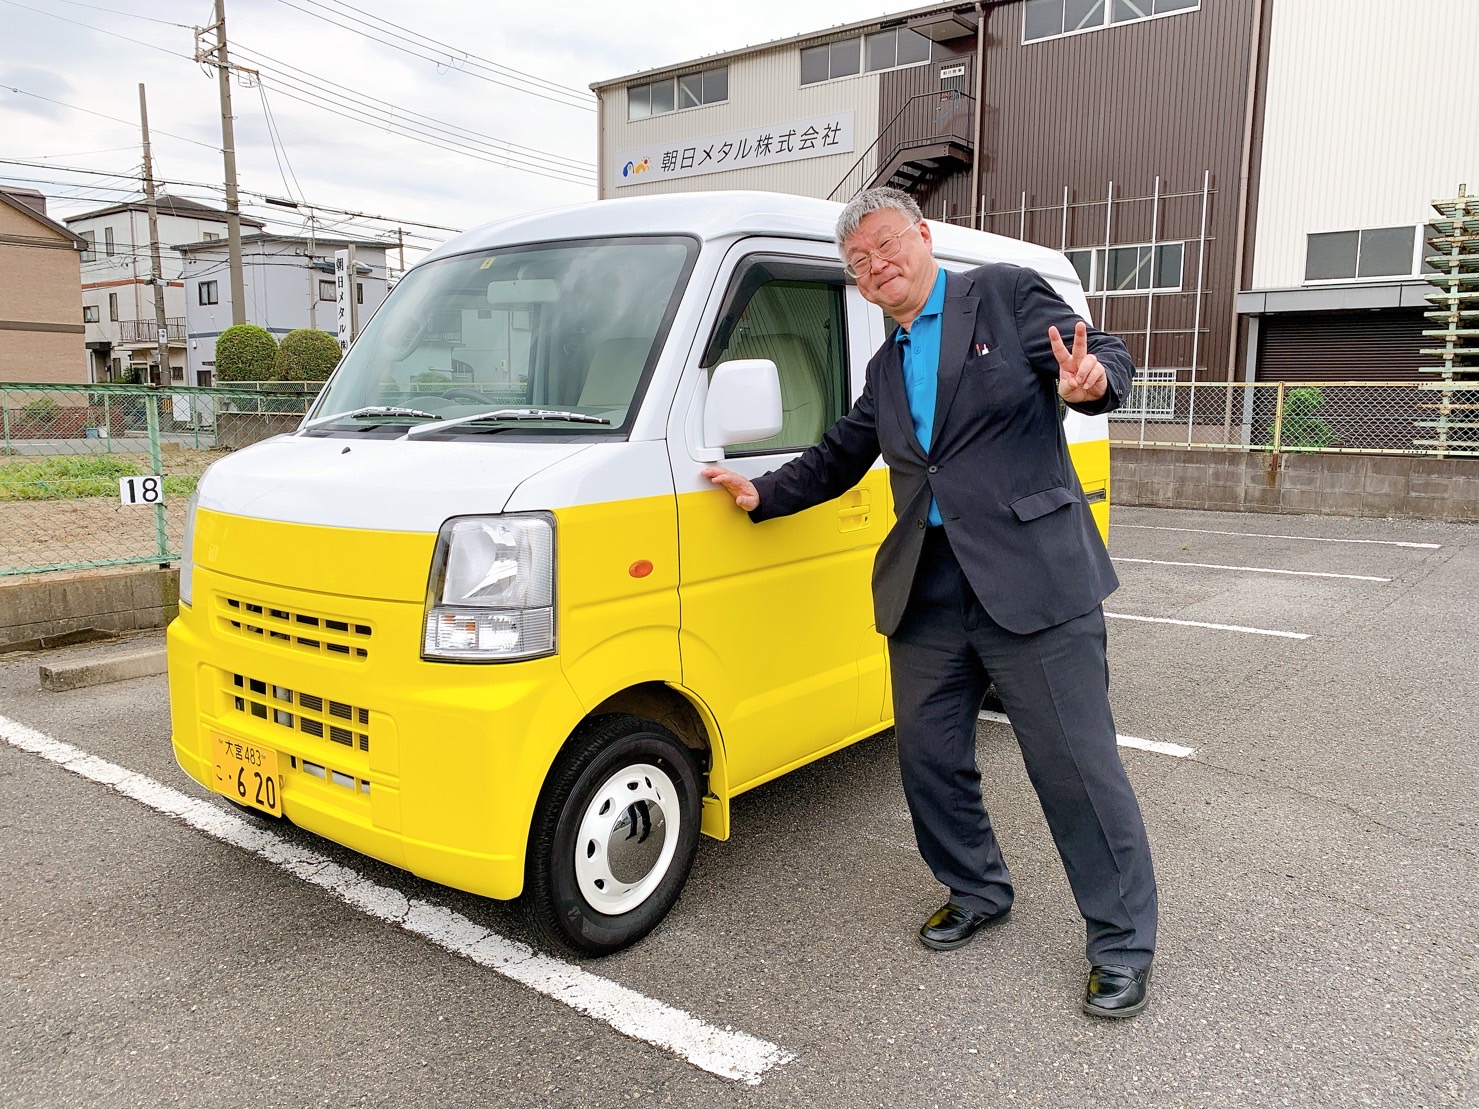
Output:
[0, 455, 199, 501]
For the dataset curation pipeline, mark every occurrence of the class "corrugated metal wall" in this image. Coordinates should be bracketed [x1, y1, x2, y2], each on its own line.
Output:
[963, 0, 1256, 381]
[598, 40, 881, 200]
[1251, 0, 1479, 289]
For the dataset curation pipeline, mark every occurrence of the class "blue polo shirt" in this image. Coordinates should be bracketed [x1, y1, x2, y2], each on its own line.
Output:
[893, 267, 947, 526]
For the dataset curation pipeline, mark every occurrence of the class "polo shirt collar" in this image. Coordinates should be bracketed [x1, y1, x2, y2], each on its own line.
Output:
[893, 267, 948, 343]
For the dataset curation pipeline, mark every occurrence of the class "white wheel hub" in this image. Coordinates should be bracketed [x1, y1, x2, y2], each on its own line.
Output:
[573, 762, 680, 915]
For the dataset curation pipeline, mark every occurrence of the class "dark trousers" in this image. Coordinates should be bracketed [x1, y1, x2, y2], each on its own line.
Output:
[888, 527, 1158, 968]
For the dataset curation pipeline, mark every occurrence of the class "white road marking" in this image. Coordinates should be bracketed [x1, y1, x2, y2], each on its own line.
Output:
[0, 714, 793, 1086]
[1104, 611, 1310, 640]
[977, 709, 1195, 759]
[1113, 557, 1390, 582]
[1114, 523, 1440, 549]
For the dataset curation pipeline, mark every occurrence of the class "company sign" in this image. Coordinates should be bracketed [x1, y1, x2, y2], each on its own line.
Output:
[614, 111, 854, 188]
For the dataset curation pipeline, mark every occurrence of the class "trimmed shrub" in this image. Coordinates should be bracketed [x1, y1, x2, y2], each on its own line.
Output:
[273, 328, 343, 382]
[214, 324, 279, 381]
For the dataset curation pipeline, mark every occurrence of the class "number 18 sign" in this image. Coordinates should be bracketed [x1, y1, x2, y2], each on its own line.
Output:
[119, 476, 165, 505]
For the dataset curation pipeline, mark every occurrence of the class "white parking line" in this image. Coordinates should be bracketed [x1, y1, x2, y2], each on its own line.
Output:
[1105, 611, 1310, 640]
[1114, 524, 1440, 549]
[977, 709, 1195, 759]
[0, 714, 793, 1086]
[1113, 557, 1390, 582]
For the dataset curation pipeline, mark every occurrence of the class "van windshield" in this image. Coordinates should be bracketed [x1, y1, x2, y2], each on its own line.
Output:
[308, 235, 696, 437]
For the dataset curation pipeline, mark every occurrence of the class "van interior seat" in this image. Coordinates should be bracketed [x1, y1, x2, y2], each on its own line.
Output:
[722, 331, 828, 447]
[579, 337, 651, 409]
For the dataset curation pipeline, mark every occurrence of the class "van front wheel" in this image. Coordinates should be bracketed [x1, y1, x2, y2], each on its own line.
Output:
[522, 714, 702, 956]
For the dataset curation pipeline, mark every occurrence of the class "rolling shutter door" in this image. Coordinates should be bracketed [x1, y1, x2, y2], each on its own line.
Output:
[1256, 309, 1426, 382]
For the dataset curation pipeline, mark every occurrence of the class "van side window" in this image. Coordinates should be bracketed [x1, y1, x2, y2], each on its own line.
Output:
[705, 266, 848, 455]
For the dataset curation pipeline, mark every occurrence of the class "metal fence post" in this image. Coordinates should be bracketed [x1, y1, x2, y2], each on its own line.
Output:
[144, 389, 169, 565]
[2, 394, 10, 456]
[1271, 380, 1286, 454]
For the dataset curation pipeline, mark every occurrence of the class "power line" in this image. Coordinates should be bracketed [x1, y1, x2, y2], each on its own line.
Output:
[230, 44, 596, 184]
[0, 159, 463, 237]
[48, 0, 193, 28]
[1, 85, 219, 151]
[272, 0, 596, 112]
[230, 43, 595, 174]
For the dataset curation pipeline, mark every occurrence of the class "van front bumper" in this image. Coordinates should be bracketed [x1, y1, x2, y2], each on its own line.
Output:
[167, 566, 584, 901]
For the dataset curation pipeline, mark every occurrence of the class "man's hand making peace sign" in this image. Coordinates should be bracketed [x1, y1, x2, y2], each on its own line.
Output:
[1049, 321, 1109, 405]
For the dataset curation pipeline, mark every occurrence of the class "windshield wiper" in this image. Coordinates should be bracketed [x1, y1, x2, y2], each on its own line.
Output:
[299, 405, 443, 431]
[403, 408, 611, 438]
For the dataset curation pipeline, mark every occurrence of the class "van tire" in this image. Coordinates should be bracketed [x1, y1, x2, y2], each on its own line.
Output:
[522, 714, 702, 956]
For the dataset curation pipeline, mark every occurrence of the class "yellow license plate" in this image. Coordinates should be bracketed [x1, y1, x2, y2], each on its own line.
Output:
[211, 733, 283, 816]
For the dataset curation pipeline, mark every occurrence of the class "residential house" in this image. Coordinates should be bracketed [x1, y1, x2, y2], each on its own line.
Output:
[65, 195, 264, 384]
[176, 233, 390, 382]
[0, 188, 87, 383]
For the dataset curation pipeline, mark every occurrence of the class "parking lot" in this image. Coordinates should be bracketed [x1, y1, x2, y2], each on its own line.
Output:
[1, 504, 1474, 1108]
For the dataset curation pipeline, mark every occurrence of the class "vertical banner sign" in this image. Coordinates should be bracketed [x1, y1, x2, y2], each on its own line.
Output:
[334, 249, 351, 353]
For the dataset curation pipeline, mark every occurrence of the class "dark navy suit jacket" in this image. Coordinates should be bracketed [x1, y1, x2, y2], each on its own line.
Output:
[750, 263, 1134, 637]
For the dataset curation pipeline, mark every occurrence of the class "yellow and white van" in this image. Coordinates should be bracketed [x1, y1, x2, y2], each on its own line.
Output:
[168, 191, 1112, 954]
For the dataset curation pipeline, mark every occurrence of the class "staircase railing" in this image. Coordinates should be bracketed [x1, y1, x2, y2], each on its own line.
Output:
[827, 91, 975, 202]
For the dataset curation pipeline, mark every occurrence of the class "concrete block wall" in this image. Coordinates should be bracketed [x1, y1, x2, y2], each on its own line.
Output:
[0, 567, 178, 652]
[1112, 447, 1479, 522]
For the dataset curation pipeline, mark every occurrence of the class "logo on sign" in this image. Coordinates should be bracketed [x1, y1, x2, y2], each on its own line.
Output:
[622, 158, 652, 178]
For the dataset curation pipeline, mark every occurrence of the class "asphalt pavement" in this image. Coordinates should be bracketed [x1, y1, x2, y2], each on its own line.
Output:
[2, 504, 1474, 1108]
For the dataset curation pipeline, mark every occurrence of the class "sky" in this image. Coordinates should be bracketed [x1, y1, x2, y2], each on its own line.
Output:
[0, 0, 896, 266]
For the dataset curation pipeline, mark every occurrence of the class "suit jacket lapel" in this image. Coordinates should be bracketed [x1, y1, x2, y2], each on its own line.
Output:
[877, 336, 926, 462]
[931, 271, 978, 447]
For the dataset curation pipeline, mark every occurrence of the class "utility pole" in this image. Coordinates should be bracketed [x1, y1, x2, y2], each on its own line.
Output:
[139, 83, 170, 385]
[197, 0, 246, 325]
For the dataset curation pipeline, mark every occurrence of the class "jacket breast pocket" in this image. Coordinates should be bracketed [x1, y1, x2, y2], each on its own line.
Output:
[1009, 486, 1079, 522]
[962, 350, 1007, 376]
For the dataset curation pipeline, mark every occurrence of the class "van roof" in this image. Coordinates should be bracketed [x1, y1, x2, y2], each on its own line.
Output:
[420, 191, 1072, 277]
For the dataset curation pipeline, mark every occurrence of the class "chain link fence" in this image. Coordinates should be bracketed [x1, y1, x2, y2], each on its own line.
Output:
[1110, 380, 1479, 457]
[1, 382, 319, 578]
[4, 378, 1475, 578]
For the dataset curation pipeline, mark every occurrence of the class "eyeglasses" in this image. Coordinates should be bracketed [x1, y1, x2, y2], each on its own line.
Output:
[843, 221, 920, 279]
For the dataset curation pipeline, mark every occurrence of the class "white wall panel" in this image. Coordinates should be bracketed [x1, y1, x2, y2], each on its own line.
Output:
[1252, 0, 1479, 289]
[599, 43, 880, 201]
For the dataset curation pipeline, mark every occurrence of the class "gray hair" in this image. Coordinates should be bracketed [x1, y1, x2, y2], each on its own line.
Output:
[835, 187, 924, 255]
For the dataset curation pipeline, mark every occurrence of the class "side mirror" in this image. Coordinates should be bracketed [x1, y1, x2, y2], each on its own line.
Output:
[704, 359, 783, 448]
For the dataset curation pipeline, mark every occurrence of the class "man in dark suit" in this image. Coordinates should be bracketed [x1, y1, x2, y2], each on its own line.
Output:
[701, 187, 1157, 1018]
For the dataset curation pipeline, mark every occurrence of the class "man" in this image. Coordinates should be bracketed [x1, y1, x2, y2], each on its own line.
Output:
[701, 187, 1157, 1018]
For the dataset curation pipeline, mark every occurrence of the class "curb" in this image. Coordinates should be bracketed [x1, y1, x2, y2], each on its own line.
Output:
[38, 648, 168, 692]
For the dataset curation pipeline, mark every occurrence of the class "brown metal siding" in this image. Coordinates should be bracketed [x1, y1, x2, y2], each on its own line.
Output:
[877, 1, 1258, 381]
[875, 38, 978, 221]
[1256, 310, 1428, 381]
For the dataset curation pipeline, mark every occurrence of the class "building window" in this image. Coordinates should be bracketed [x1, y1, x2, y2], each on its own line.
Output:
[108, 292, 119, 321]
[1114, 367, 1178, 418]
[1024, 0, 1198, 43]
[104, 226, 115, 256]
[1066, 242, 1184, 293]
[79, 230, 96, 262]
[83, 305, 100, 323]
[199, 280, 219, 306]
[1305, 226, 1417, 281]
[356, 282, 364, 305]
[202, 231, 220, 240]
[171, 366, 185, 380]
[802, 29, 931, 84]
[628, 66, 728, 120]
[319, 279, 337, 301]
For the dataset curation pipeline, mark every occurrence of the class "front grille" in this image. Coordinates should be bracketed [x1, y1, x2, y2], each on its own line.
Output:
[218, 594, 371, 660]
[229, 673, 371, 753]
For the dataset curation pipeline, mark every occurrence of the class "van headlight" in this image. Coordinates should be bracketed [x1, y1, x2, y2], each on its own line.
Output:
[179, 488, 200, 606]
[422, 514, 555, 662]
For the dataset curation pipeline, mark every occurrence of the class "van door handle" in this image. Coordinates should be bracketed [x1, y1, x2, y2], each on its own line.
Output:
[836, 489, 871, 533]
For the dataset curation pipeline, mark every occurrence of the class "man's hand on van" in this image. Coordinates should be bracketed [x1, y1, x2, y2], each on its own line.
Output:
[700, 466, 760, 511]
[1049, 321, 1108, 404]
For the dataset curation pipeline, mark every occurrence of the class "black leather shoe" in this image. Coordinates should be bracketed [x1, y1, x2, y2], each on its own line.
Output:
[1081, 963, 1151, 1018]
[918, 902, 1010, 951]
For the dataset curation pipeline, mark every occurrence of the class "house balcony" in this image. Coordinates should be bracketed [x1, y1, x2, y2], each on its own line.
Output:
[118, 317, 187, 344]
